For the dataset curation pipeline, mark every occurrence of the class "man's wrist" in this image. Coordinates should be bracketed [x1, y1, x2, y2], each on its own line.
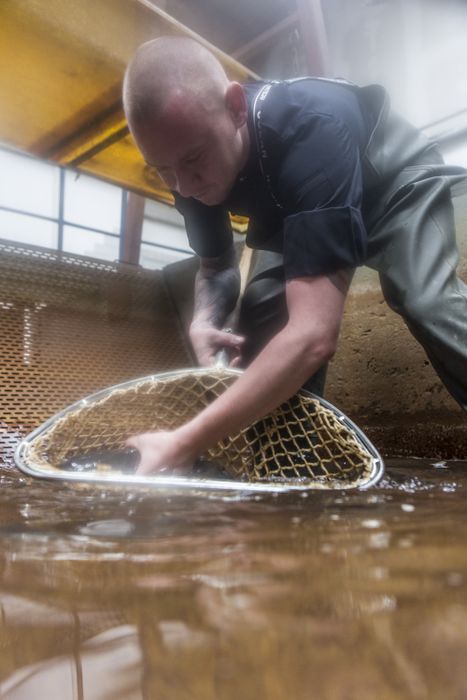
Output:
[175, 422, 206, 462]
[190, 318, 217, 330]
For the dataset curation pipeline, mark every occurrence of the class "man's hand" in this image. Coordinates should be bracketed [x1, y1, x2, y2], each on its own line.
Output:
[189, 322, 244, 367]
[126, 428, 196, 476]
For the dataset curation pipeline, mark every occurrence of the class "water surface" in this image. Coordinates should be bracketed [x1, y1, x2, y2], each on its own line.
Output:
[1, 458, 467, 699]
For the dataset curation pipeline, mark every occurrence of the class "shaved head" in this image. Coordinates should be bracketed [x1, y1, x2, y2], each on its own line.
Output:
[123, 36, 229, 129]
[123, 36, 250, 205]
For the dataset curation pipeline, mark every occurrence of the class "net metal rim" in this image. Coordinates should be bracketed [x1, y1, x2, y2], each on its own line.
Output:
[14, 367, 385, 492]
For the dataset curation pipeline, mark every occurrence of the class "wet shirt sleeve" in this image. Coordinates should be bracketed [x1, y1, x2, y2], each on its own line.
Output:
[276, 112, 367, 278]
[173, 192, 233, 258]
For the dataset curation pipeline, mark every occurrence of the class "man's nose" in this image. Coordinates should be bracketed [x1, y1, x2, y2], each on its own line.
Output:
[174, 168, 200, 198]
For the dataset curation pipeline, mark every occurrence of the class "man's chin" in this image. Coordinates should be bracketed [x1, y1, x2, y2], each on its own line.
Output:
[196, 193, 220, 206]
[195, 186, 229, 206]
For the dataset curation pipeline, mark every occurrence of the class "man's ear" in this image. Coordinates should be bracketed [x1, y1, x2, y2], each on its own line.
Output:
[225, 82, 248, 128]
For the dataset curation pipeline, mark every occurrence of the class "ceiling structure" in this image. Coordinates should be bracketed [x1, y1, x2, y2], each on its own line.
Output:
[154, 0, 328, 78]
[0, 0, 258, 205]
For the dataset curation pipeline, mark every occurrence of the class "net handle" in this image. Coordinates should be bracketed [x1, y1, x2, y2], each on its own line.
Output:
[214, 243, 253, 368]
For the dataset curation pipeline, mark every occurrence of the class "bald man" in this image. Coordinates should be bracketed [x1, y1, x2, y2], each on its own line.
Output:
[123, 36, 467, 475]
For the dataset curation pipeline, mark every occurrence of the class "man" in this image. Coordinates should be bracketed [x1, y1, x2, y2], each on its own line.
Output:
[123, 36, 467, 475]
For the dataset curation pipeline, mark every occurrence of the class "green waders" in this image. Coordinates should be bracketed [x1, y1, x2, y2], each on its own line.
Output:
[238, 85, 467, 409]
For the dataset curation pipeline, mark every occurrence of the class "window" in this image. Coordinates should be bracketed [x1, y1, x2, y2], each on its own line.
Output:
[0, 149, 60, 218]
[64, 170, 122, 234]
[140, 203, 192, 270]
[0, 146, 191, 268]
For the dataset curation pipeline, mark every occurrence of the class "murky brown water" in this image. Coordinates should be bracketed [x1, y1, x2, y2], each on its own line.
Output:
[1, 457, 467, 700]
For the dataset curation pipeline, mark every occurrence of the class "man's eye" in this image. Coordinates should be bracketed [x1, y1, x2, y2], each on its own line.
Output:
[186, 152, 202, 165]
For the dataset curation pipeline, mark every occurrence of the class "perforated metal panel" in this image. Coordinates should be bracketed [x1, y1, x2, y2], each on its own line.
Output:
[0, 241, 192, 466]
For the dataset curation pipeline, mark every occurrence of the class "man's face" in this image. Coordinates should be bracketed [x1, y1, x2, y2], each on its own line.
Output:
[134, 91, 246, 206]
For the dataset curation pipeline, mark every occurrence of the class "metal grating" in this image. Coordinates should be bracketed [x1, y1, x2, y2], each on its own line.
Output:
[0, 241, 192, 467]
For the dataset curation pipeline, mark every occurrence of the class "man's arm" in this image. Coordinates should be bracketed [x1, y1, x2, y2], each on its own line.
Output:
[128, 269, 352, 474]
[189, 245, 245, 366]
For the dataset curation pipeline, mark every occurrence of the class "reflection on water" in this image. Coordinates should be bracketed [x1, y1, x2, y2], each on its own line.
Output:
[1, 458, 467, 699]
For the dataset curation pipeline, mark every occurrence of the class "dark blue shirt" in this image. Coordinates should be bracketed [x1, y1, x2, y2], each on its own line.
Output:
[174, 78, 378, 278]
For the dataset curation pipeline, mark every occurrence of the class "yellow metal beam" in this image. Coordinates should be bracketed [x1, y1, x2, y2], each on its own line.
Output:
[0, 0, 257, 211]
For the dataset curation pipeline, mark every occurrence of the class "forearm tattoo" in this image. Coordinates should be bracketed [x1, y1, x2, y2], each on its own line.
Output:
[192, 247, 240, 328]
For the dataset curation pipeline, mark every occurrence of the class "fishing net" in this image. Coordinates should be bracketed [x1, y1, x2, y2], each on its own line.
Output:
[21, 366, 381, 488]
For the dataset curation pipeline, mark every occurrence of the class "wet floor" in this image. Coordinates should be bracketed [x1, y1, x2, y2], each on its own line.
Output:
[1, 457, 467, 700]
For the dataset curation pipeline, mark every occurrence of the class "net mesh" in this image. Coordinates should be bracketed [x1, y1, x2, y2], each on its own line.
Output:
[24, 368, 375, 487]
